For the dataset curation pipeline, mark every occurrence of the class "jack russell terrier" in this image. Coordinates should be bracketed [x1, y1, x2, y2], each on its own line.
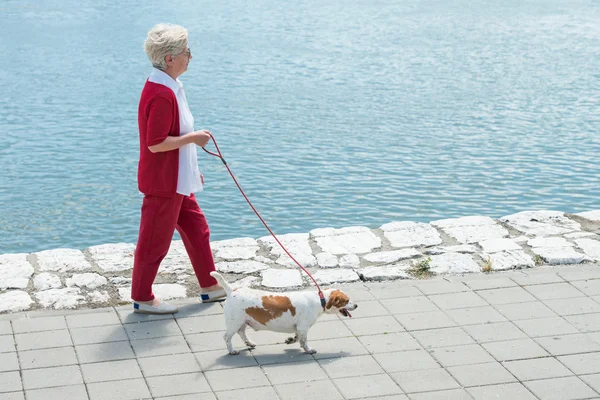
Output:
[210, 271, 358, 355]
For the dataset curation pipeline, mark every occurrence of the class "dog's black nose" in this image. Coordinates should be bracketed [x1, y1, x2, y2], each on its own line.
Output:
[354, 304, 358, 308]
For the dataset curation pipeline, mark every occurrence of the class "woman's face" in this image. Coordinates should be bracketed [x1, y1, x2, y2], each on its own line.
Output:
[167, 47, 192, 77]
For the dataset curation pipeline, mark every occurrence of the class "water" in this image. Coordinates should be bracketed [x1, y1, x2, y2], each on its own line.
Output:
[1, 0, 599, 254]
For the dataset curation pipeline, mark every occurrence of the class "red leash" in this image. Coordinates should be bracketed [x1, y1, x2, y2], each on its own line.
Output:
[202, 134, 327, 309]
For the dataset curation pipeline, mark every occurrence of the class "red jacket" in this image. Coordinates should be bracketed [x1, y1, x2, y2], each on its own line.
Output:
[137, 80, 180, 197]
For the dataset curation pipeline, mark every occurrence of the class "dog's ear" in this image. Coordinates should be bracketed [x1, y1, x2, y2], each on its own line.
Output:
[326, 290, 349, 309]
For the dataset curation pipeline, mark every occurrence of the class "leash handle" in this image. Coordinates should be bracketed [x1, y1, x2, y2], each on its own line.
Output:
[202, 134, 327, 308]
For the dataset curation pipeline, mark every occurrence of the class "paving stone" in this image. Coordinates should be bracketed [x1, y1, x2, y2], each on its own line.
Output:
[533, 247, 589, 265]
[70, 324, 128, 345]
[564, 314, 600, 333]
[0, 335, 15, 353]
[428, 343, 495, 366]
[25, 384, 88, 400]
[373, 349, 439, 373]
[528, 237, 574, 248]
[380, 221, 442, 248]
[66, 310, 121, 328]
[571, 280, 600, 296]
[391, 368, 460, 393]
[261, 269, 303, 288]
[339, 254, 361, 268]
[394, 311, 456, 331]
[35, 288, 86, 310]
[558, 266, 600, 282]
[346, 300, 389, 319]
[261, 359, 329, 384]
[380, 296, 438, 315]
[412, 327, 475, 349]
[117, 306, 174, 324]
[0, 322, 11, 335]
[428, 253, 481, 274]
[535, 333, 600, 356]
[21, 365, 83, 390]
[186, 331, 243, 353]
[446, 306, 508, 325]
[259, 233, 316, 268]
[0, 371, 22, 393]
[482, 339, 550, 361]
[88, 243, 135, 272]
[432, 216, 509, 244]
[574, 238, 600, 261]
[513, 317, 579, 338]
[343, 315, 405, 336]
[334, 373, 404, 399]
[503, 357, 574, 381]
[18, 347, 78, 370]
[524, 376, 597, 400]
[577, 210, 600, 221]
[137, 353, 201, 377]
[363, 249, 421, 264]
[313, 269, 360, 284]
[447, 361, 516, 387]
[486, 250, 535, 270]
[0, 391, 25, 400]
[87, 378, 151, 400]
[81, 359, 142, 383]
[36, 248, 93, 273]
[274, 379, 343, 400]
[524, 282, 586, 300]
[358, 332, 422, 354]
[212, 237, 259, 260]
[312, 226, 381, 255]
[147, 372, 212, 397]
[11, 316, 66, 334]
[124, 319, 183, 340]
[215, 387, 277, 400]
[14, 329, 72, 351]
[479, 238, 522, 253]
[32, 273, 62, 290]
[318, 355, 384, 379]
[509, 271, 564, 285]
[316, 252, 339, 268]
[558, 352, 600, 375]
[310, 337, 370, 359]
[460, 276, 519, 290]
[494, 302, 558, 321]
[428, 292, 488, 310]
[76, 341, 135, 363]
[357, 265, 410, 281]
[130, 336, 190, 358]
[463, 322, 527, 343]
[0, 291, 33, 313]
[250, 343, 314, 365]
[205, 366, 269, 391]
[412, 280, 469, 295]
[0, 254, 34, 290]
[466, 382, 537, 400]
[194, 348, 257, 370]
[477, 287, 536, 305]
[309, 320, 354, 341]
[543, 297, 600, 316]
[500, 210, 580, 236]
[0, 352, 18, 372]
[119, 284, 187, 302]
[580, 373, 600, 393]
[409, 389, 471, 400]
[215, 260, 269, 274]
[368, 284, 422, 300]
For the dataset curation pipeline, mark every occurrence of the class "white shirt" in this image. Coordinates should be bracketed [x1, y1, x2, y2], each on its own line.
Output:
[148, 68, 203, 195]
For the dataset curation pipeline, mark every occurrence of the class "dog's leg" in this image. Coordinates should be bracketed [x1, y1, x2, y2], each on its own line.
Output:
[285, 334, 298, 345]
[238, 325, 256, 349]
[297, 328, 316, 354]
[224, 322, 242, 355]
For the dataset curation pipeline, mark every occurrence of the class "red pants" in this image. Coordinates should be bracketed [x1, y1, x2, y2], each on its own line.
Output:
[131, 193, 218, 302]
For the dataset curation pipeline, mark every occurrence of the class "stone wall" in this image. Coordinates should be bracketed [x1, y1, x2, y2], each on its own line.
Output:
[1, 210, 599, 313]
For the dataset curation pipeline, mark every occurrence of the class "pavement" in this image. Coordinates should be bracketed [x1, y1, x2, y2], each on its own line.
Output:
[1, 264, 600, 400]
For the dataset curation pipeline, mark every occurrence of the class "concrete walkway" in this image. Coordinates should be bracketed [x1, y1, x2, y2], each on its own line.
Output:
[1, 264, 599, 400]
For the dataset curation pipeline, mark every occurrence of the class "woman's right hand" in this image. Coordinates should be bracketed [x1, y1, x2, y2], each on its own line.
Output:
[189, 130, 212, 147]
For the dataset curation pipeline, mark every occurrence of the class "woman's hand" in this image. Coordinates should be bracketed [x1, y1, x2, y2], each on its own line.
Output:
[200, 173, 204, 185]
[189, 130, 212, 147]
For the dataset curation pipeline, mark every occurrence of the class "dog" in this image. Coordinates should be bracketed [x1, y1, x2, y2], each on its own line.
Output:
[210, 271, 358, 355]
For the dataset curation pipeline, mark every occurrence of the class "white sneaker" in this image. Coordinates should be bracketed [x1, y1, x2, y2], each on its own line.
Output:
[133, 301, 178, 314]
[200, 289, 226, 303]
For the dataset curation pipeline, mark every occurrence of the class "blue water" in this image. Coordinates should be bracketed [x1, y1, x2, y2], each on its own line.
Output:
[1, 0, 599, 254]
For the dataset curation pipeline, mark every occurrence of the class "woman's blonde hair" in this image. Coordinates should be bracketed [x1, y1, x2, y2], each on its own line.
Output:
[144, 23, 188, 70]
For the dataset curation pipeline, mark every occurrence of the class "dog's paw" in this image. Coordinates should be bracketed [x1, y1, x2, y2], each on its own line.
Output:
[304, 348, 317, 354]
[245, 341, 257, 349]
[228, 350, 240, 355]
[285, 337, 297, 345]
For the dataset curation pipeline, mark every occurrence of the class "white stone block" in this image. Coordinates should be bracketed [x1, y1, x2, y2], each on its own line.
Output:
[0, 253, 34, 290]
[159, 240, 193, 274]
[512, 236, 530, 243]
[212, 237, 259, 260]
[500, 210, 581, 236]
[316, 252, 338, 268]
[313, 269, 360, 285]
[35, 288, 86, 309]
[357, 266, 410, 281]
[259, 233, 316, 267]
[577, 210, 600, 221]
[88, 243, 135, 272]
[484, 250, 535, 271]
[216, 260, 269, 274]
[312, 226, 382, 255]
[479, 239, 522, 253]
[0, 290, 33, 313]
[261, 269, 303, 288]
[565, 232, 597, 239]
[575, 238, 600, 261]
[440, 224, 509, 244]
[380, 221, 442, 248]
[33, 273, 62, 291]
[88, 291, 111, 303]
[528, 237, 573, 248]
[431, 216, 497, 227]
[429, 253, 480, 274]
[232, 276, 259, 289]
[339, 254, 360, 268]
[36, 248, 93, 273]
[363, 249, 420, 264]
[109, 277, 132, 286]
[533, 248, 589, 265]
[438, 245, 478, 253]
[66, 273, 108, 289]
[118, 283, 187, 302]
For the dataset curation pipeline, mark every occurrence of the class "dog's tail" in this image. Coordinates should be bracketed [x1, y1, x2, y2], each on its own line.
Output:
[210, 271, 233, 295]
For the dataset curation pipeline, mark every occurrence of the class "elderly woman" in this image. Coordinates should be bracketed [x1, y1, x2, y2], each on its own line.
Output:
[132, 23, 224, 314]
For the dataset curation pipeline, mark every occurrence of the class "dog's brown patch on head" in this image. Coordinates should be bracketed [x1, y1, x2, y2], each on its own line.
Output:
[245, 295, 296, 325]
[326, 290, 349, 310]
